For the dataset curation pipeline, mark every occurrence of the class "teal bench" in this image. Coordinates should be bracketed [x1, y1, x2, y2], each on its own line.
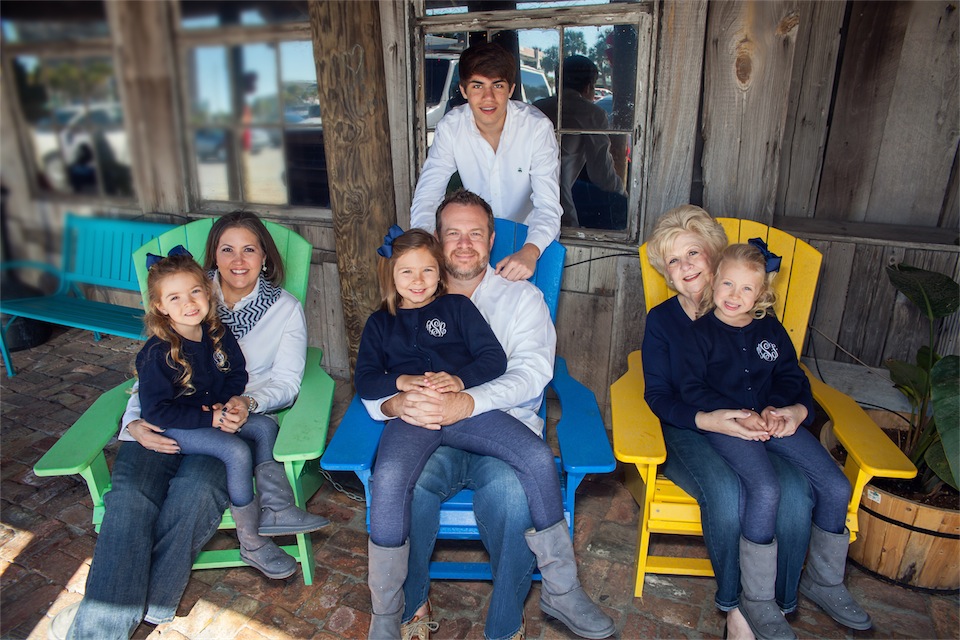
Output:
[0, 214, 176, 376]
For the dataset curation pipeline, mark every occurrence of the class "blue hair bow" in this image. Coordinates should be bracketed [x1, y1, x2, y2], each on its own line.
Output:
[748, 238, 781, 273]
[377, 225, 405, 259]
[146, 245, 193, 270]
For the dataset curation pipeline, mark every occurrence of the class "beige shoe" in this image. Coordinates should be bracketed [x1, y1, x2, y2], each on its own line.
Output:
[401, 602, 439, 640]
[509, 616, 526, 640]
[48, 602, 80, 640]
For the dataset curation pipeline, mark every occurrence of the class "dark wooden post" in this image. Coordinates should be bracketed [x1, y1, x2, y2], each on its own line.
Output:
[309, 0, 396, 374]
[106, 0, 188, 214]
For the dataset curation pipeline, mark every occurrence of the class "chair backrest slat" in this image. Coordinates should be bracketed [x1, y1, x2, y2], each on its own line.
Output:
[62, 214, 177, 292]
[639, 218, 821, 355]
[492, 218, 564, 322]
[133, 218, 312, 309]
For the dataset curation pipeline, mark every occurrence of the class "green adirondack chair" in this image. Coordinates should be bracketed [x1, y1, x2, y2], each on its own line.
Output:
[34, 218, 334, 585]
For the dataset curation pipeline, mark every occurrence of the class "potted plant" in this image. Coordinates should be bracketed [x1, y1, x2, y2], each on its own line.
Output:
[846, 263, 960, 591]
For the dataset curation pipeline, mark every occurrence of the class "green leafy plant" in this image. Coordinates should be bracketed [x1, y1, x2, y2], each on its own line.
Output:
[884, 264, 960, 493]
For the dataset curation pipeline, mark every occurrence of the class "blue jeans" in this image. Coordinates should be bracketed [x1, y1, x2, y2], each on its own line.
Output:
[662, 425, 813, 612]
[69, 442, 228, 640]
[371, 411, 562, 547]
[165, 414, 278, 506]
[706, 426, 851, 542]
[402, 446, 536, 640]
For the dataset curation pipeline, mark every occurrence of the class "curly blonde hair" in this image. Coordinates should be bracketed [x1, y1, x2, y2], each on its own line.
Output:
[647, 205, 728, 282]
[143, 254, 230, 396]
[699, 243, 778, 319]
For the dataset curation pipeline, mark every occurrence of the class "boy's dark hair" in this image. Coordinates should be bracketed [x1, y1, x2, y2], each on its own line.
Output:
[435, 189, 495, 237]
[562, 55, 598, 94]
[458, 42, 516, 87]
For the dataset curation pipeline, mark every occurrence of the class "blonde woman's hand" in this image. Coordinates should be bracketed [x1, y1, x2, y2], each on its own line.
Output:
[763, 404, 807, 438]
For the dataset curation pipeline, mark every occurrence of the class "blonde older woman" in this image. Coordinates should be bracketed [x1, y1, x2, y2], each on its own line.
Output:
[641, 205, 813, 640]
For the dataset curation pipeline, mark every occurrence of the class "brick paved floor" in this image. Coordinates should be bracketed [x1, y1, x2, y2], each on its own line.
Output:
[2, 328, 958, 639]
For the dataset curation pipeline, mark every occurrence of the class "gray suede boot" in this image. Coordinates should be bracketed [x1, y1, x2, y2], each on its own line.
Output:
[255, 461, 331, 536]
[799, 525, 872, 630]
[525, 521, 615, 639]
[368, 539, 409, 640]
[739, 537, 796, 640]
[231, 497, 298, 579]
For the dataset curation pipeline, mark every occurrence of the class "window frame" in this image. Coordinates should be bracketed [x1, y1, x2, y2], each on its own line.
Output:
[171, 3, 332, 220]
[411, 1, 657, 244]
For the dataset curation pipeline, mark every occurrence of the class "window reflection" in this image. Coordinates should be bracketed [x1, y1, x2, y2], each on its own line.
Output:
[538, 24, 637, 229]
[187, 38, 324, 207]
[13, 55, 134, 198]
[420, 23, 637, 230]
[180, 1, 309, 29]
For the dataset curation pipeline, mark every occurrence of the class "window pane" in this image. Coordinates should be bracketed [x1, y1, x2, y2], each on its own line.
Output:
[425, 0, 612, 16]
[180, 1, 309, 29]
[244, 43, 279, 124]
[196, 128, 231, 200]
[188, 47, 234, 125]
[244, 127, 286, 204]
[189, 39, 326, 207]
[13, 55, 135, 198]
[1, 1, 108, 44]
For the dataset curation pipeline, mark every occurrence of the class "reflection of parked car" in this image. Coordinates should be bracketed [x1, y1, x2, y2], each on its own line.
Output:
[196, 129, 227, 162]
[195, 128, 270, 163]
[424, 54, 553, 128]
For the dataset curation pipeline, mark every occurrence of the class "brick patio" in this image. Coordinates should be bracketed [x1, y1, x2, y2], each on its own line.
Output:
[2, 328, 957, 639]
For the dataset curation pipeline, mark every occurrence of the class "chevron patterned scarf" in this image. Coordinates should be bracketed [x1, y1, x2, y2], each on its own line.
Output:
[211, 271, 282, 340]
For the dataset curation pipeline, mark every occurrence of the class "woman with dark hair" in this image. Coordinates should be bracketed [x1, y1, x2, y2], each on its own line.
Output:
[52, 212, 320, 640]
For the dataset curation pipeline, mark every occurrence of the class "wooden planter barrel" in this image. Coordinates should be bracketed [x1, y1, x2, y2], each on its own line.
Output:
[849, 484, 959, 592]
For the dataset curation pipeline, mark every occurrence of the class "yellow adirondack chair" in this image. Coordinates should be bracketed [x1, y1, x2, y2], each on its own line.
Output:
[34, 219, 335, 585]
[610, 218, 916, 598]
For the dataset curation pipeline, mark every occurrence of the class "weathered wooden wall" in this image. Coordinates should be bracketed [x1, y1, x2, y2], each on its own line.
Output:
[2, 0, 958, 422]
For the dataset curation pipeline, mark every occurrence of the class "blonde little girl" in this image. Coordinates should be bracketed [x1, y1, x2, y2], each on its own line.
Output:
[136, 247, 328, 580]
[679, 241, 871, 639]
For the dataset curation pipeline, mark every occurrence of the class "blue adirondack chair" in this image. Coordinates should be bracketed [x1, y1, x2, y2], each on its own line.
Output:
[320, 218, 616, 580]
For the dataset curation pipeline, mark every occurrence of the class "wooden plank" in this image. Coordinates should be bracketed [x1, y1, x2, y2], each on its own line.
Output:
[556, 290, 613, 411]
[378, 0, 415, 228]
[776, 0, 844, 219]
[806, 240, 855, 362]
[701, 0, 800, 223]
[587, 247, 618, 294]
[867, 1, 960, 226]
[774, 215, 960, 248]
[816, 1, 910, 221]
[563, 245, 591, 294]
[310, 0, 397, 375]
[642, 0, 707, 236]
[942, 148, 959, 231]
[106, 0, 187, 214]
[836, 243, 904, 367]
[608, 255, 644, 387]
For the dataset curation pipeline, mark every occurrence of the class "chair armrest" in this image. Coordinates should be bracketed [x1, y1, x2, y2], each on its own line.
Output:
[34, 379, 134, 477]
[802, 364, 916, 501]
[551, 357, 616, 474]
[610, 350, 667, 466]
[273, 347, 334, 462]
[320, 394, 384, 472]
